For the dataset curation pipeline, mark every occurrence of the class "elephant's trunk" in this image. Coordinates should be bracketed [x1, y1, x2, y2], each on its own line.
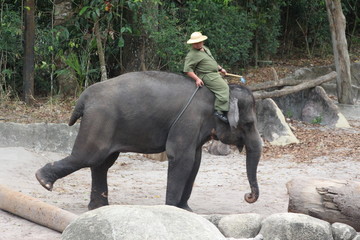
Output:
[243, 141, 261, 204]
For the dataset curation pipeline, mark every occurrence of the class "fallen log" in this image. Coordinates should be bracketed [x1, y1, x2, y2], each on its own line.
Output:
[252, 71, 337, 99]
[0, 184, 78, 232]
[249, 77, 300, 91]
[286, 177, 360, 231]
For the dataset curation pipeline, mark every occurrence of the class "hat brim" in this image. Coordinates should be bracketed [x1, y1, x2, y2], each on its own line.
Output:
[187, 36, 208, 44]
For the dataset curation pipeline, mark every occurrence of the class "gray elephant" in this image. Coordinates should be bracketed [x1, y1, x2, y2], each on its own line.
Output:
[36, 71, 262, 211]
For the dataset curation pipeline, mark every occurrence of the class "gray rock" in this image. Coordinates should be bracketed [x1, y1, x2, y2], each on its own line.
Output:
[203, 214, 225, 228]
[260, 213, 333, 240]
[352, 234, 360, 240]
[256, 98, 299, 145]
[208, 140, 232, 155]
[218, 213, 262, 238]
[331, 222, 357, 240]
[273, 86, 349, 128]
[225, 233, 263, 240]
[301, 87, 349, 127]
[62, 205, 226, 240]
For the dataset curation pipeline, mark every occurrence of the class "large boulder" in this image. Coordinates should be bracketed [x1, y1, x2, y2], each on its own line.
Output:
[256, 98, 299, 146]
[259, 213, 333, 240]
[207, 140, 232, 156]
[273, 86, 349, 128]
[331, 222, 357, 240]
[217, 213, 262, 238]
[62, 205, 226, 240]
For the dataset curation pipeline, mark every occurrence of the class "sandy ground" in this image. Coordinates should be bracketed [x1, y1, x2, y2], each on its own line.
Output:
[0, 144, 359, 239]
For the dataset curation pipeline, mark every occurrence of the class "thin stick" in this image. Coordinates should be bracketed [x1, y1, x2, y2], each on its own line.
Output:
[226, 73, 243, 78]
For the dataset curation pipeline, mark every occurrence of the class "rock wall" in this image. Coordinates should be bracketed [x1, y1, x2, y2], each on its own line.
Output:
[0, 122, 79, 153]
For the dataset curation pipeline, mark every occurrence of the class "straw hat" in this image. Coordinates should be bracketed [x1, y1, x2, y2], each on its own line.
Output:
[187, 32, 208, 44]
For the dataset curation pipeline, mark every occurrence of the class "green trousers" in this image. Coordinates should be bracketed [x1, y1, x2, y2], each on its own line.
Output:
[202, 72, 230, 112]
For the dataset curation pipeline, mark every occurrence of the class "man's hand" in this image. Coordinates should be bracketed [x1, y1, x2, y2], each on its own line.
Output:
[195, 78, 204, 87]
[186, 72, 204, 87]
[219, 68, 227, 76]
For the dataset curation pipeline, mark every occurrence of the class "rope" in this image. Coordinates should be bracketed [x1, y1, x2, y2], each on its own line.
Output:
[169, 86, 200, 130]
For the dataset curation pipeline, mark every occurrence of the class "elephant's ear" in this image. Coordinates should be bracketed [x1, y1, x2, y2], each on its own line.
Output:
[228, 97, 239, 129]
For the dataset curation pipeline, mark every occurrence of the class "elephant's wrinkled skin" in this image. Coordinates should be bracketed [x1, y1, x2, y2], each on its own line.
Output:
[36, 71, 262, 211]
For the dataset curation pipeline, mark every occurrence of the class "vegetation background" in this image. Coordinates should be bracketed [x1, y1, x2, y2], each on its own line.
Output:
[0, 0, 360, 101]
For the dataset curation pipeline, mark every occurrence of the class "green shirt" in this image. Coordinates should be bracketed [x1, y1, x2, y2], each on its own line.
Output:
[183, 46, 219, 79]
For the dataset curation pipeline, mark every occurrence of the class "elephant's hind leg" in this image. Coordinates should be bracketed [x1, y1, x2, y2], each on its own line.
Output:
[88, 152, 119, 210]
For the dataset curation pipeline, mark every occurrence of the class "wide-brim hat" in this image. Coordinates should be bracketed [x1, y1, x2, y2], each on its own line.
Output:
[187, 32, 208, 44]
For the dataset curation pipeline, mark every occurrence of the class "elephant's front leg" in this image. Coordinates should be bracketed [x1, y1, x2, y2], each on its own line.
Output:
[88, 152, 119, 210]
[165, 147, 199, 211]
[178, 147, 202, 211]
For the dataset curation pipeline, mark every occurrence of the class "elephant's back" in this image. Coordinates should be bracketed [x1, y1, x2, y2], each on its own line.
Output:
[83, 71, 195, 98]
[78, 71, 212, 115]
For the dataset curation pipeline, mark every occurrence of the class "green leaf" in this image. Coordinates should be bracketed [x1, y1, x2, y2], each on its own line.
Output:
[121, 26, 132, 33]
[92, 12, 98, 21]
[95, 8, 100, 17]
[79, 6, 89, 16]
[118, 37, 125, 47]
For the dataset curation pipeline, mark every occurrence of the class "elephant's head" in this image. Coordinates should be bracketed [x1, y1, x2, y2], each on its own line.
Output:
[220, 85, 262, 203]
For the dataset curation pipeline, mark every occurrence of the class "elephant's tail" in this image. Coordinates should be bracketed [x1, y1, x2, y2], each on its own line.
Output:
[68, 98, 84, 126]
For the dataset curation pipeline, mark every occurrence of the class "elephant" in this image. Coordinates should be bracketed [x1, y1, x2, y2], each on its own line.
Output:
[35, 71, 262, 211]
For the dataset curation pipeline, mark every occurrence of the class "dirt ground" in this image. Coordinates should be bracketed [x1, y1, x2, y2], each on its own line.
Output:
[0, 104, 360, 239]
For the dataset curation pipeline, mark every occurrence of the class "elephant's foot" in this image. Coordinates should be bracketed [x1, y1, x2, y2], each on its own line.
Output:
[88, 192, 109, 210]
[35, 167, 55, 191]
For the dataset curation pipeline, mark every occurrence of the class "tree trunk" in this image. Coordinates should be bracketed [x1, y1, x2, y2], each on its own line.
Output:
[23, 0, 35, 104]
[94, 20, 107, 81]
[54, 0, 77, 97]
[252, 71, 337, 99]
[325, 0, 354, 104]
[287, 177, 360, 231]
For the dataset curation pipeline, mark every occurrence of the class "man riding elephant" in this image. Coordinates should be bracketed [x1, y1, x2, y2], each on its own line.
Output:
[184, 32, 230, 123]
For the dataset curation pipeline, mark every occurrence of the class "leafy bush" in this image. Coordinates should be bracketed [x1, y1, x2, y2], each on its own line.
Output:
[183, 0, 255, 69]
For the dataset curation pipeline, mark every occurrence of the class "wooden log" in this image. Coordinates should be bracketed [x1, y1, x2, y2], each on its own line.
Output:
[252, 71, 337, 99]
[0, 184, 78, 232]
[286, 177, 360, 231]
[249, 77, 301, 91]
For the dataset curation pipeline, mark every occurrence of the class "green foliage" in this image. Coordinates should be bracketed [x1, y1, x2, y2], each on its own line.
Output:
[280, 0, 330, 57]
[311, 116, 323, 125]
[250, 0, 282, 60]
[285, 110, 293, 118]
[184, 0, 255, 68]
[145, 3, 187, 72]
[0, 3, 23, 96]
[1, 0, 360, 98]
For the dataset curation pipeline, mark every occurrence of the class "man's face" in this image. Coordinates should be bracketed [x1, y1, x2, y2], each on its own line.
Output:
[192, 41, 204, 50]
